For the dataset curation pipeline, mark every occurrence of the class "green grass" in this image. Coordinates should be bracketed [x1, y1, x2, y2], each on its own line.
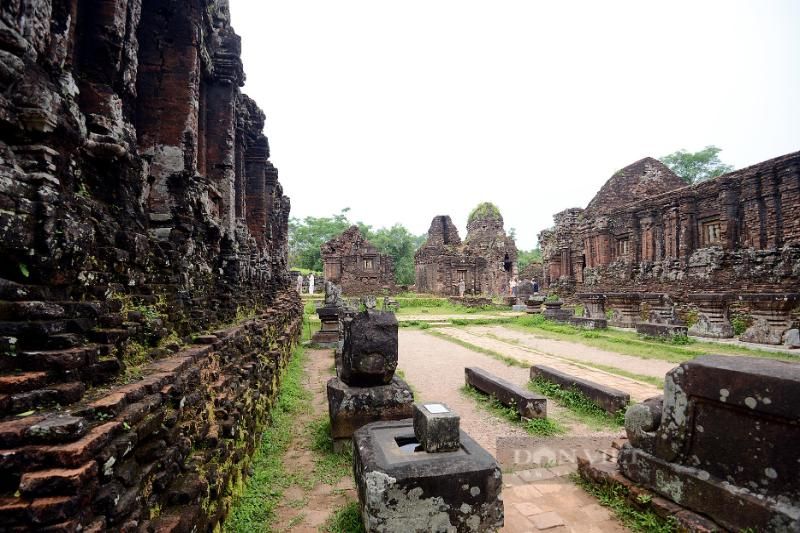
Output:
[529, 377, 626, 430]
[572, 474, 677, 532]
[322, 501, 365, 533]
[395, 369, 421, 400]
[512, 314, 796, 364]
[427, 330, 528, 368]
[461, 385, 565, 436]
[308, 417, 353, 485]
[480, 331, 664, 388]
[224, 344, 310, 532]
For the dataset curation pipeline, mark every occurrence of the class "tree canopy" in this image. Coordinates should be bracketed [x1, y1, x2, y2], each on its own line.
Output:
[288, 210, 424, 285]
[660, 145, 734, 184]
[467, 202, 502, 224]
[517, 248, 542, 272]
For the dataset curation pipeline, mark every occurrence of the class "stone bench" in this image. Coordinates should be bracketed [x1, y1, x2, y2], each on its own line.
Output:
[635, 322, 687, 339]
[464, 367, 546, 419]
[529, 365, 630, 414]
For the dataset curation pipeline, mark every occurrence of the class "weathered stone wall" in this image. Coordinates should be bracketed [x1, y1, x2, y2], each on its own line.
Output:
[0, 0, 302, 529]
[321, 226, 396, 295]
[539, 152, 800, 297]
[415, 211, 517, 297]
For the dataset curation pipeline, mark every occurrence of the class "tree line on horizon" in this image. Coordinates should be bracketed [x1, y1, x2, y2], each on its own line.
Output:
[289, 208, 542, 285]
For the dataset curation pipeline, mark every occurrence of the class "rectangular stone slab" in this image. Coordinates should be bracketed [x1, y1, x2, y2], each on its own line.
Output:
[529, 365, 629, 414]
[464, 367, 546, 419]
[635, 322, 687, 338]
[569, 317, 608, 329]
[353, 419, 503, 532]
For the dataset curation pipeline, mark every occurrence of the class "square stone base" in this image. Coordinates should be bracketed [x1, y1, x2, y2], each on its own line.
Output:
[354, 419, 504, 532]
[327, 376, 414, 440]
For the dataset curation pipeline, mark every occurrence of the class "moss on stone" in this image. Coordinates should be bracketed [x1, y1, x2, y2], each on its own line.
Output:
[467, 202, 502, 224]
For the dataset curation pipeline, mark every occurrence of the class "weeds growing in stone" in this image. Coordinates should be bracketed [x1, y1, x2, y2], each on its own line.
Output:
[529, 377, 626, 429]
[571, 474, 678, 533]
[461, 385, 564, 436]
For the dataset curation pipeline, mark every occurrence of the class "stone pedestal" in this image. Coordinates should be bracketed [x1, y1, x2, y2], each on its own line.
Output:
[327, 377, 414, 451]
[525, 296, 545, 314]
[327, 310, 413, 450]
[353, 419, 504, 532]
[312, 305, 340, 347]
[738, 293, 799, 346]
[687, 293, 734, 338]
[640, 293, 675, 324]
[577, 293, 606, 319]
[619, 355, 800, 532]
[605, 293, 641, 328]
[543, 300, 572, 322]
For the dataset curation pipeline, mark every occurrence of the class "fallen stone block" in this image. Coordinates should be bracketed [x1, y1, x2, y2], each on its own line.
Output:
[569, 317, 607, 329]
[635, 322, 687, 338]
[530, 365, 630, 414]
[465, 367, 546, 419]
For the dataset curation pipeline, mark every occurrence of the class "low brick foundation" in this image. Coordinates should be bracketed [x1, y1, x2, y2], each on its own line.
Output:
[0, 293, 302, 531]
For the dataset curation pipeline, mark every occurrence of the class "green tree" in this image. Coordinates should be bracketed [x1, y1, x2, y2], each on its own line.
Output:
[288, 211, 424, 285]
[366, 224, 426, 286]
[660, 145, 734, 184]
[517, 248, 542, 272]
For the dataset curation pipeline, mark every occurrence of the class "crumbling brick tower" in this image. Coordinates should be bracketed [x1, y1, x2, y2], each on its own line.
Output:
[415, 204, 518, 296]
[0, 1, 302, 529]
[321, 225, 397, 295]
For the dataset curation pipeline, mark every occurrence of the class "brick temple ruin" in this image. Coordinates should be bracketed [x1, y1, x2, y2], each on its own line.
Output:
[538, 153, 800, 346]
[321, 225, 396, 295]
[415, 204, 518, 296]
[0, 1, 302, 530]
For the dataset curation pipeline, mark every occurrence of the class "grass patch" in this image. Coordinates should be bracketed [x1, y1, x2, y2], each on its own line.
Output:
[308, 417, 353, 485]
[426, 330, 528, 368]
[512, 314, 795, 364]
[322, 501, 365, 533]
[529, 377, 626, 429]
[461, 385, 564, 436]
[224, 343, 310, 532]
[572, 474, 677, 532]
[395, 369, 420, 400]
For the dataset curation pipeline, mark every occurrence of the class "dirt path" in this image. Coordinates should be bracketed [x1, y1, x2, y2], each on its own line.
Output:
[272, 348, 356, 532]
[434, 327, 662, 403]
[397, 329, 627, 532]
[470, 324, 676, 379]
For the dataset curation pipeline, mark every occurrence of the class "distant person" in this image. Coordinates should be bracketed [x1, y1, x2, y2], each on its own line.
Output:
[510, 277, 518, 297]
[458, 279, 466, 298]
[533, 279, 539, 294]
[296, 273, 303, 294]
[308, 273, 315, 294]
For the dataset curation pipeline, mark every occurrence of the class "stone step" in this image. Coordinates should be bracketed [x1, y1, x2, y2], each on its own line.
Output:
[0, 278, 52, 301]
[16, 346, 101, 372]
[87, 328, 130, 344]
[0, 301, 65, 320]
[0, 382, 85, 415]
[0, 371, 49, 394]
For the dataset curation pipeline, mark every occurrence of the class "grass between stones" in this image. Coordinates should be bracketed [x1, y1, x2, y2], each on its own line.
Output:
[322, 501, 365, 533]
[512, 314, 795, 363]
[426, 329, 529, 368]
[460, 384, 565, 436]
[528, 377, 626, 430]
[225, 339, 355, 531]
[571, 474, 678, 533]
[224, 343, 310, 532]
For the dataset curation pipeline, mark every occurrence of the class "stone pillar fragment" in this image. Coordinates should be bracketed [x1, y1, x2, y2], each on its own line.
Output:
[687, 293, 734, 338]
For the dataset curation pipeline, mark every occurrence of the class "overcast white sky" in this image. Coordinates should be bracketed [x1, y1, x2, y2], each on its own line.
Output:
[231, 1, 799, 250]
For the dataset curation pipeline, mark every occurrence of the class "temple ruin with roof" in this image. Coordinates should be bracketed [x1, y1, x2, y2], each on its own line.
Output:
[415, 204, 518, 296]
[538, 152, 800, 347]
[321, 226, 396, 295]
